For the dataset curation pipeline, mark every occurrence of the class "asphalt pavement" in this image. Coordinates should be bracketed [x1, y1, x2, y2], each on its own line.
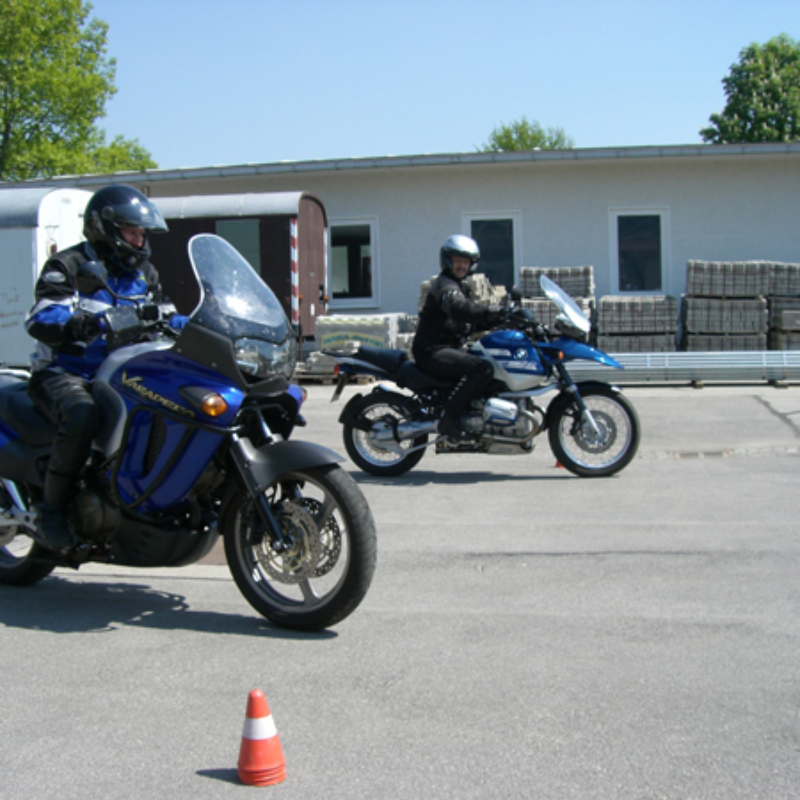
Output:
[1, 381, 798, 799]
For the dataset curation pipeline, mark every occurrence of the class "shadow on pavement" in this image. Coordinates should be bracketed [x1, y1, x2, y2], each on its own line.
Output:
[0, 576, 335, 640]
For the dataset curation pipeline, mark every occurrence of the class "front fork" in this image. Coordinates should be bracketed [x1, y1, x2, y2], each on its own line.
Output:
[228, 433, 292, 553]
[554, 365, 603, 440]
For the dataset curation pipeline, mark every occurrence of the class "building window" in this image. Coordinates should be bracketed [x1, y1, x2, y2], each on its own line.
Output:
[329, 220, 377, 307]
[610, 208, 669, 292]
[463, 212, 521, 290]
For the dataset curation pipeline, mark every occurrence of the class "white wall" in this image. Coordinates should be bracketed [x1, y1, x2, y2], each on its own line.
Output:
[0, 228, 38, 365]
[0, 188, 91, 365]
[129, 150, 800, 315]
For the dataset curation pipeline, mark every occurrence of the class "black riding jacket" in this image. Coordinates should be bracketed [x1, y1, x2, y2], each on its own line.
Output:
[412, 271, 495, 358]
[25, 242, 164, 378]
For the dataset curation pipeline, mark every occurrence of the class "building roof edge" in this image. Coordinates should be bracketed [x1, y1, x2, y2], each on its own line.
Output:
[3, 142, 799, 189]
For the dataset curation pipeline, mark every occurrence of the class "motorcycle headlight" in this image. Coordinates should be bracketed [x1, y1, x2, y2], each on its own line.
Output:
[234, 337, 298, 379]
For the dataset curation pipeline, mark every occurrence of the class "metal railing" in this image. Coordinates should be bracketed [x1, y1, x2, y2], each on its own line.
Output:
[568, 351, 800, 384]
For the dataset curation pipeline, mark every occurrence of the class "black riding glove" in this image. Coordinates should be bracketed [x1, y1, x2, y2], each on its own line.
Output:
[66, 310, 102, 343]
[508, 307, 531, 328]
[485, 304, 505, 325]
[532, 322, 548, 340]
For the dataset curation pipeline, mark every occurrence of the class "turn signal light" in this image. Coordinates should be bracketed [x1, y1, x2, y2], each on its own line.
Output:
[201, 393, 228, 417]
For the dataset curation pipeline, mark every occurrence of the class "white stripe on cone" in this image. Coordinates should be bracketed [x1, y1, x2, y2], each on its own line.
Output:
[242, 714, 278, 741]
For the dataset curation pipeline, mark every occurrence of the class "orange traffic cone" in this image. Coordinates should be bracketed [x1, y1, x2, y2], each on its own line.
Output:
[237, 689, 286, 787]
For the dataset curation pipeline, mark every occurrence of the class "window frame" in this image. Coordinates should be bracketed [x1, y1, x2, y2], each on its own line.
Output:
[327, 217, 379, 310]
[461, 210, 522, 290]
[608, 207, 671, 294]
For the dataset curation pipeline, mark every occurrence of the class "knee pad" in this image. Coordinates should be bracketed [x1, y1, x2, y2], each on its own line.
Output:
[60, 397, 102, 441]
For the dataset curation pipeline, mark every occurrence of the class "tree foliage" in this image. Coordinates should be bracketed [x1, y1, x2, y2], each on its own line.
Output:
[0, 0, 156, 181]
[700, 34, 800, 144]
[478, 116, 574, 152]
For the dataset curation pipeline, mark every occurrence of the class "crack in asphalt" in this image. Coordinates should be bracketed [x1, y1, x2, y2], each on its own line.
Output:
[639, 446, 800, 459]
[752, 394, 800, 439]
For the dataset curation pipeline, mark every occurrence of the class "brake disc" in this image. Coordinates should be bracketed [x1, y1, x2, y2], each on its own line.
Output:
[255, 503, 322, 585]
[297, 498, 342, 577]
[577, 411, 617, 452]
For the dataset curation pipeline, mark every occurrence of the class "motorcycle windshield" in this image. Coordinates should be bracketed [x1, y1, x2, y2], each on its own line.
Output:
[187, 234, 291, 344]
[540, 275, 591, 335]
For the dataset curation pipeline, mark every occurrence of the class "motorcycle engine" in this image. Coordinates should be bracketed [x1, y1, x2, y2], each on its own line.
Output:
[449, 398, 539, 454]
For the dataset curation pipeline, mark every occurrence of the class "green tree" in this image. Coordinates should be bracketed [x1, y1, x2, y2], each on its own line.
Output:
[700, 34, 800, 144]
[0, 0, 156, 181]
[478, 116, 574, 152]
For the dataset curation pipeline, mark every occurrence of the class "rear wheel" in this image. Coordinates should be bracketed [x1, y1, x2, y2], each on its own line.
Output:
[343, 393, 428, 477]
[223, 464, 377, 631]
[0, 481, 56, 586]
[548, 386, 640, 477]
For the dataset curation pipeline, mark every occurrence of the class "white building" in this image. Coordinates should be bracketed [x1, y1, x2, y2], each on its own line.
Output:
[8, 142, 800, 322]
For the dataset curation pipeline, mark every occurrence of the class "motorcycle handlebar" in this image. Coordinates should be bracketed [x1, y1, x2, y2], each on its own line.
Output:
[103, 304, 179, 350]
[503, 303, 550, 342]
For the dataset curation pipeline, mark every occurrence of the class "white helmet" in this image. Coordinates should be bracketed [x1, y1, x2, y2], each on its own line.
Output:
[440, 235, 480, 276]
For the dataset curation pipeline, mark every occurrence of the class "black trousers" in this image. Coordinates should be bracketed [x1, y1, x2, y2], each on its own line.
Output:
[28, 370, 102, 481]
[414, 347, 494, 418]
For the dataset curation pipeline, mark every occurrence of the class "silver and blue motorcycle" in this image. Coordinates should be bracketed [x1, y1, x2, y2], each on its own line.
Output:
[325, 276, 640, 478]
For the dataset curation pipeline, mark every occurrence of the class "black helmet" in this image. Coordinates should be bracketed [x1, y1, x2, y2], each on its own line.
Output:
[83, 184, 168, 270]
[440, 234, 480, 276]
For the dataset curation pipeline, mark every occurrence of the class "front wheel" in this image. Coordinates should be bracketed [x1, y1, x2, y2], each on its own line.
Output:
[342, 393, 428, 477]
[547, 385, 640, 477]
[223, 464, 377, 631]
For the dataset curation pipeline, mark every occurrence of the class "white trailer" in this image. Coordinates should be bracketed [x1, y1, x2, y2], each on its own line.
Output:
[0, 187, 92, 366]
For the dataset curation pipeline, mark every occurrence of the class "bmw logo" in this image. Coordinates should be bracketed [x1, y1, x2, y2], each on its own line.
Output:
[514, 348, 528, 360]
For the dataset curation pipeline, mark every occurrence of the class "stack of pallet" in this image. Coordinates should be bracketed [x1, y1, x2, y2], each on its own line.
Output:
[518, 266, 596, 336]
[597, 295, 678, 352]
[766, 263, 800, 350]
[680, 261, 771, 351]
[298, 341, 359, 381]
[417, 272, 506, 313]
[300, 313, 415, 380]
[314, 313, 412, 351]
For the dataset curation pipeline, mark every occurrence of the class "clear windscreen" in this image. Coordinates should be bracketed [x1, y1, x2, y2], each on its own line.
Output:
[187, 233, 292, 344]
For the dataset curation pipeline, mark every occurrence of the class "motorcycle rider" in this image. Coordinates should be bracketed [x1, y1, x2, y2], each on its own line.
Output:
[24, 184, 186, 552]
[412, 234, 505, 439]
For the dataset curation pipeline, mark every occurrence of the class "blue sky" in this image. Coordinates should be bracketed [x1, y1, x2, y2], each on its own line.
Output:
[89, 0, 800, 171]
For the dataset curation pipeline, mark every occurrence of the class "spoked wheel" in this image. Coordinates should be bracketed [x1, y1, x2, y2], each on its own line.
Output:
[223, 464, 377, 631]
[343, 393, 428, 477]
[547, 386, 640, 477]
[0, 481, 56, 586]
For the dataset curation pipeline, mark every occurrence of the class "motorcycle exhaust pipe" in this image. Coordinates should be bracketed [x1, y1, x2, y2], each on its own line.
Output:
[372, 420, 439, 442]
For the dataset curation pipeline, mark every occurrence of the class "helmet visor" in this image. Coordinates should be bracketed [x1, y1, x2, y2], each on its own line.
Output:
[101, 197, 168, 233]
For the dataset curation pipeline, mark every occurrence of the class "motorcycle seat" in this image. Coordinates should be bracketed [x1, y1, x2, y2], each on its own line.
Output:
[356, 346, 409, 374]
[0, 383, 56, 447]
[395, 361, 452, 391]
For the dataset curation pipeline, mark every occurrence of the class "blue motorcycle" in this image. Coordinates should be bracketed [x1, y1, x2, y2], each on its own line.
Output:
[0, 235, 376, 631]
[325, 276, 640, 478]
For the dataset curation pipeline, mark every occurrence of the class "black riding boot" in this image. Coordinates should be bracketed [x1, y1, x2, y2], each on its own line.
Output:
[439, 368, 491, 440]
[37, 471, 79, 551]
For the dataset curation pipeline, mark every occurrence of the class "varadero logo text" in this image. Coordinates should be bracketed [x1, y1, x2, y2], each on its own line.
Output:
[121, 372, 195, 418]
